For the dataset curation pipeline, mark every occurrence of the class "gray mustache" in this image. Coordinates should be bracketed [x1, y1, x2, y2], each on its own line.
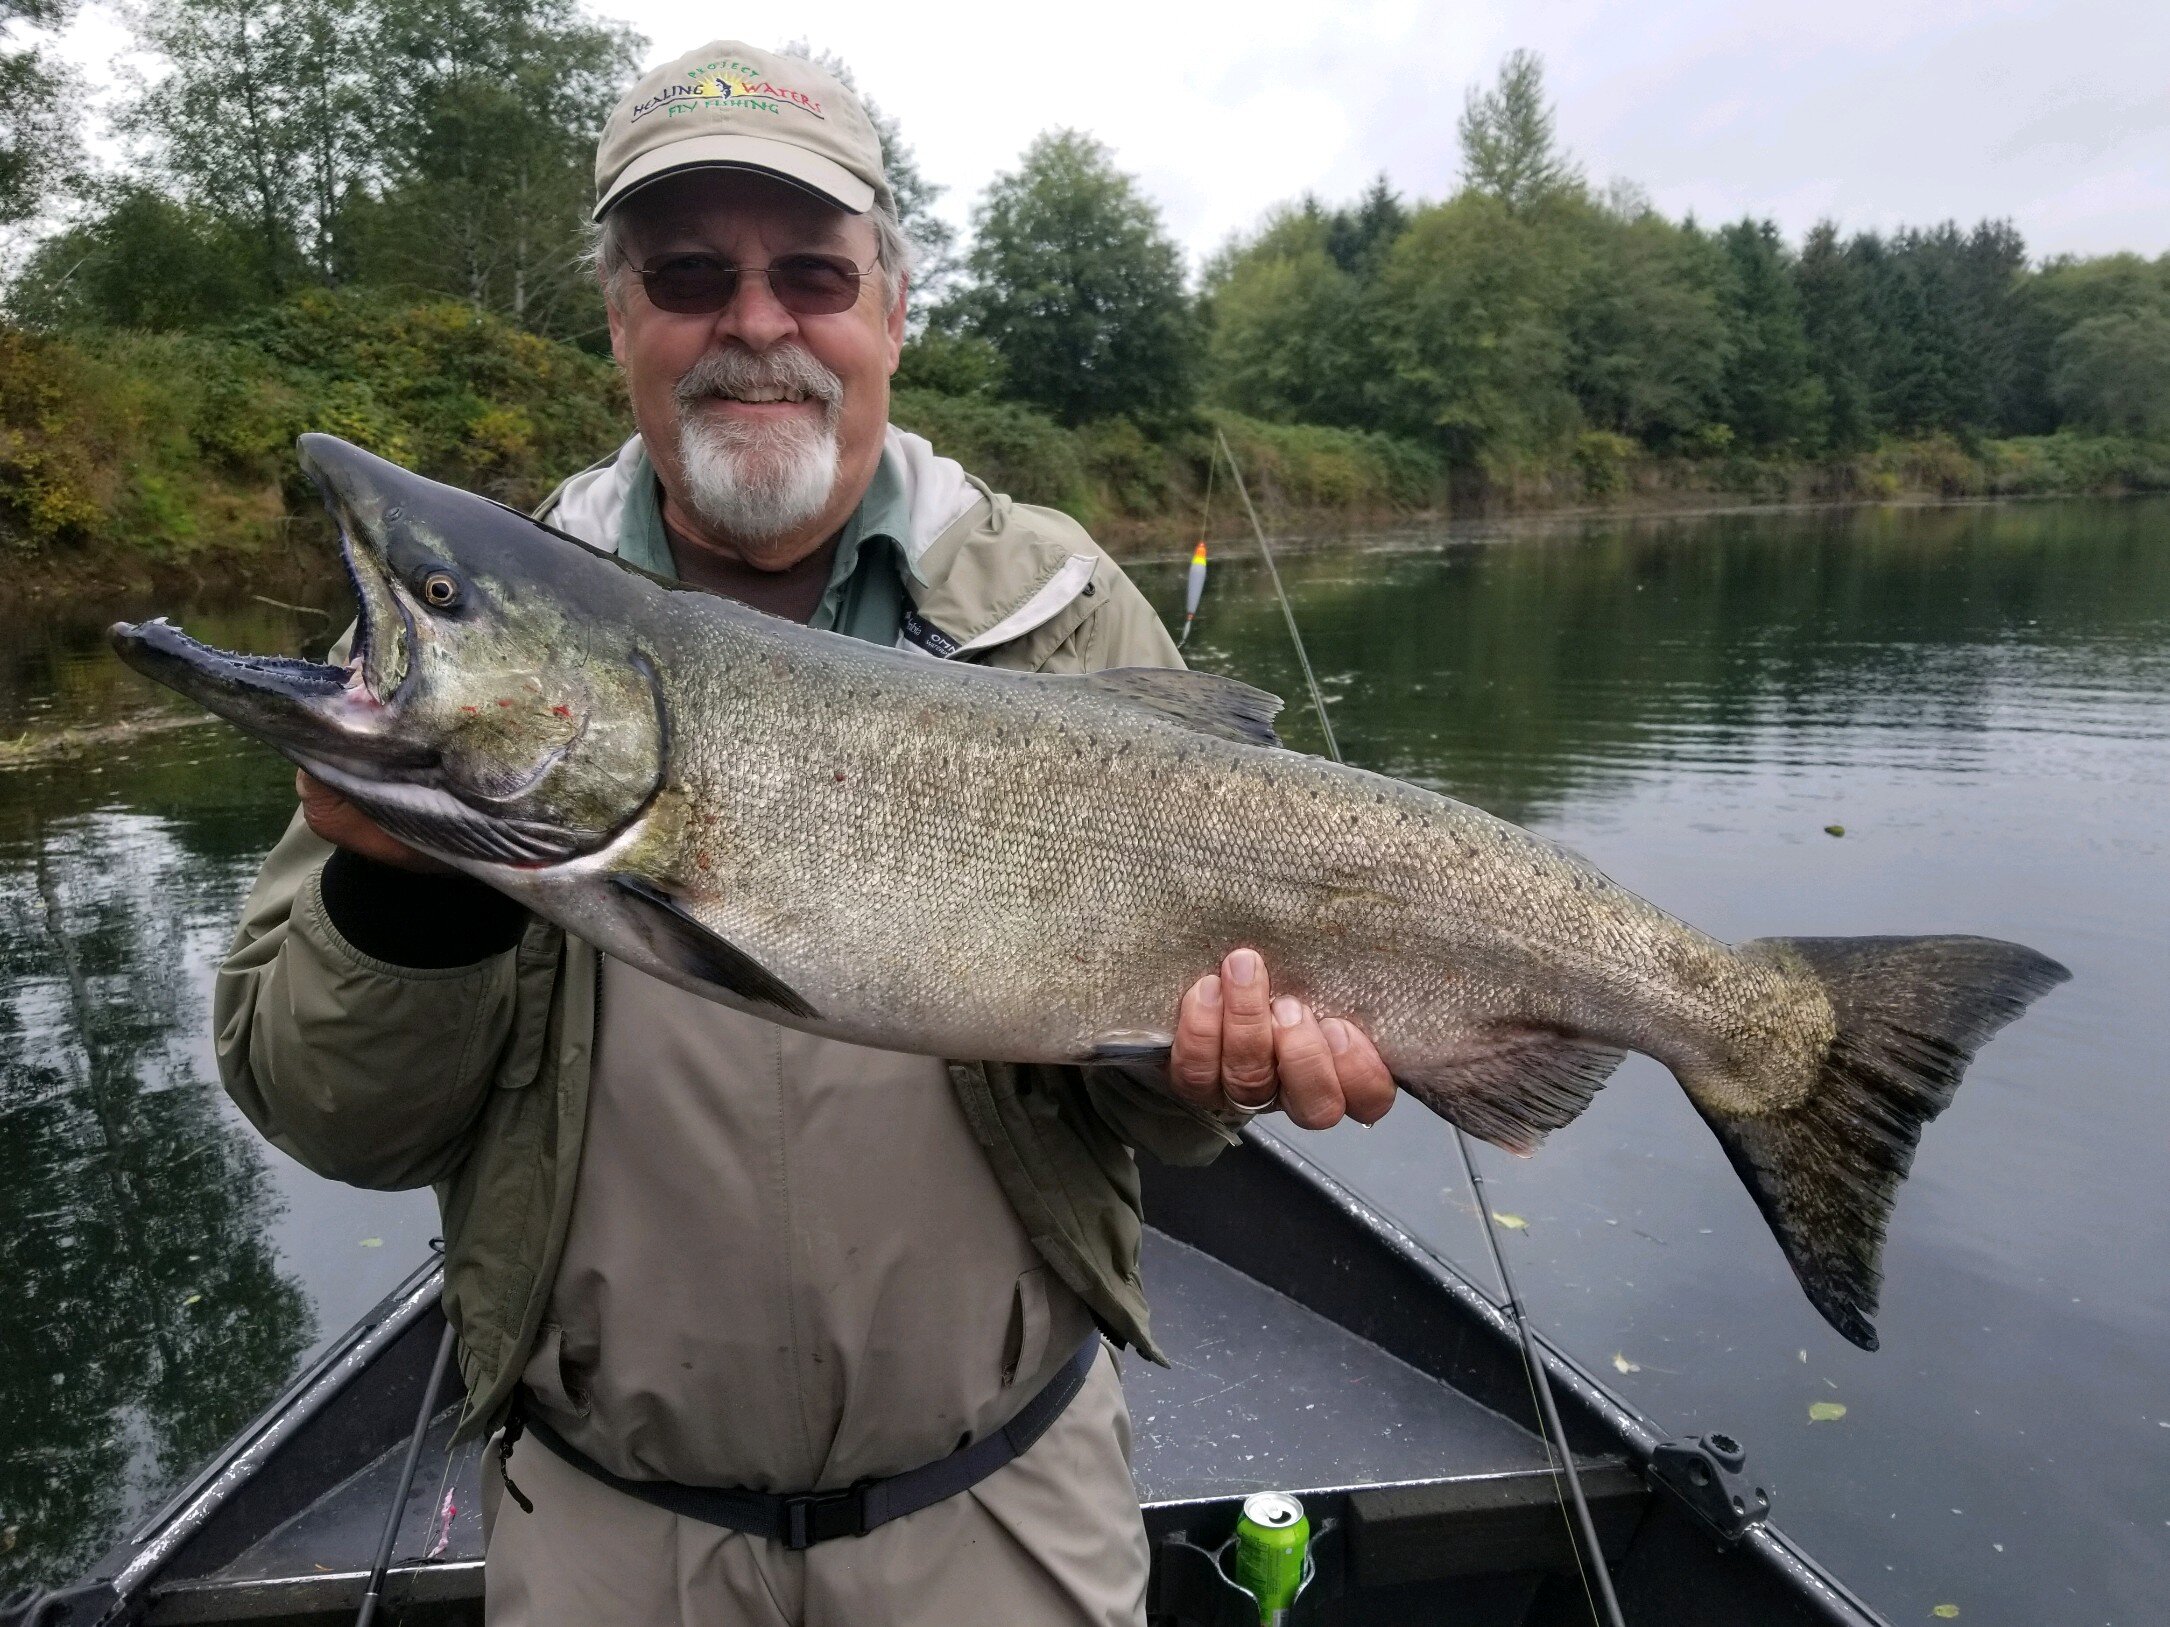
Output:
[674, 347, 843, 410]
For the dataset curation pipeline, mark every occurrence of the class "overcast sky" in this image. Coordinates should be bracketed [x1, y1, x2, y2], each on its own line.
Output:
[41, 0, 2170, 268]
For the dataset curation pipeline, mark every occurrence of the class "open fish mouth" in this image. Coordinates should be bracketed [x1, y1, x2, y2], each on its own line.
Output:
[107, 452, 423, 765]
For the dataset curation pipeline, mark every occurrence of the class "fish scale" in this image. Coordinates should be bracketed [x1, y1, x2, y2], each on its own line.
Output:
[109, 434, 2071, 1351]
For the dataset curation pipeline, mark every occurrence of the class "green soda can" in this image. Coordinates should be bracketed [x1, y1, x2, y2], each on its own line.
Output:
[1232, 1491, 1309, 1625]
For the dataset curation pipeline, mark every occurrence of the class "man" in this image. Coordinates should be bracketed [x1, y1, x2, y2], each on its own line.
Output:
[215, 41, 1394, 1627]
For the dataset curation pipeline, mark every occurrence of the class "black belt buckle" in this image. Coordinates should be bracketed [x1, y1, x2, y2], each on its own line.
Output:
[782, 1485, 868, 1550]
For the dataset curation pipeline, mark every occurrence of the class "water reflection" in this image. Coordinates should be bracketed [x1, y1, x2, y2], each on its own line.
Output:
[0, 805, 310, 1593]
[0, 586, 398, 1595]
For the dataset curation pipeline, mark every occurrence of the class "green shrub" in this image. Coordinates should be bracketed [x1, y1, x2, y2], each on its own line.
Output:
[889, 389, 1095, 518]
[893, 330, 1007, 398]
[0, 329, 116, 552]
[1209, 412, 1445, 511]
[0, 290, 633, 558]
[1573, 430, 1639, 496]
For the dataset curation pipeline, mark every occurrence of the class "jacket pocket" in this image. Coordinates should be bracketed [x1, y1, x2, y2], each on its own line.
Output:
[517, 1321, 590, 1417]
[1001, 1267, 1052, 1390]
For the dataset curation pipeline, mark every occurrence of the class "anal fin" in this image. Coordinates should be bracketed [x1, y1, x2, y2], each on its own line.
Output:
[609, 876, 817, 1019]
[1395, 1028, 1624, 1154]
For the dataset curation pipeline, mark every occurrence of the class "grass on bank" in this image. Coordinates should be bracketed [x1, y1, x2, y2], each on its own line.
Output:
[4, 291, 2168, 576]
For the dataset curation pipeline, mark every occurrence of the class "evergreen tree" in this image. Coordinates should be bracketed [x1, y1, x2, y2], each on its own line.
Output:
[1323, 173, 1409, 277]
[951, 130, 1196, 426]
[1794, 221, 1875, 451]
[1457, 50, 1580, 215]
[1715, 218, 1823, 449]
[1961, 219, 2028, 431]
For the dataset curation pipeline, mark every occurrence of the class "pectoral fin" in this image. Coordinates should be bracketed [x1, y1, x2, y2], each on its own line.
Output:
[609, 877, 818, 1019]
[1084, 1031, 1174, 1065]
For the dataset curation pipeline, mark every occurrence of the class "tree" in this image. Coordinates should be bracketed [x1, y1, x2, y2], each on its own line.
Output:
[1, 0, 82, 228]
[1323, 174, 1408, 277]
[1458, 49, 1580, 215]
[1565, 201, 1731, 450]
[1794, 221, 1874, 451]
[121, 0, 372, 294]
[1204, 206, 1374, 428]
[355, 0, 638, 340]
[1715, 218, 1823, 449]
[6, 184, 262, 329]
[2011, 251, 2170, 434]
[951, 130, 1196, 426]
[2049, 310, 2170, 436]
[1202, 182, 1407, 430]
[1378, 191, 1581, 472]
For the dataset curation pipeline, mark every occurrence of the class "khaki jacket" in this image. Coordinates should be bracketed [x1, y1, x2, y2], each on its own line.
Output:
[215, 430, 1237, 1437]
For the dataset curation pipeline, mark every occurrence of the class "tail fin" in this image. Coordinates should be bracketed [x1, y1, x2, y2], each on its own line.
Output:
[1701, 935, 2068, 1350]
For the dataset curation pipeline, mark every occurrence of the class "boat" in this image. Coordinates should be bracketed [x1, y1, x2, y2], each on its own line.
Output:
[2, 1128, 1890, 1626]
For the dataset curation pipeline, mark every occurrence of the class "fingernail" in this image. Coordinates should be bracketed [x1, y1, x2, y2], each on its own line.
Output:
[1229, 950, 1260, 987]
[1273, 996, 1303, 1028]
[1197, 975, 1221, 1011]
[1324, 1019, 1351, 1055]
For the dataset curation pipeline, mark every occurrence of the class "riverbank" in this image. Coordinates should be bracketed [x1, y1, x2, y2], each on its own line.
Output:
[6, 298, 2168, 599]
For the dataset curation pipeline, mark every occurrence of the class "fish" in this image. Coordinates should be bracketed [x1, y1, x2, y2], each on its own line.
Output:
[111, 435, 2069, 1350]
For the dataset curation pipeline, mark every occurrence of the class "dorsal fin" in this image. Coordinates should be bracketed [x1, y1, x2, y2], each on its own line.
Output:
[1068, 667, 1284, 747]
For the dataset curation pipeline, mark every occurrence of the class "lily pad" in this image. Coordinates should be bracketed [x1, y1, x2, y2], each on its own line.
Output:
[1809, 1400, 1848, 1422]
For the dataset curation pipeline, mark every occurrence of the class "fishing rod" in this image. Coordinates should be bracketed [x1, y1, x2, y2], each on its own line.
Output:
[1208, 427, 1629, 1627]
[354, 1309, 458, 1627]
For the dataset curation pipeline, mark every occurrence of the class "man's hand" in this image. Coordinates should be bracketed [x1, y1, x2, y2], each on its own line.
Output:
[295, 770, 452, 873]
[1168, 948, 1395, 1130]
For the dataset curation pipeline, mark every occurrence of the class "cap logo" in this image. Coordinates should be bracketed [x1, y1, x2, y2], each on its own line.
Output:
[631, 56, 828, 126]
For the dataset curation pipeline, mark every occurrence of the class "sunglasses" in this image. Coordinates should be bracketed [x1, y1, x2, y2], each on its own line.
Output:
[635, 252, 876, 317]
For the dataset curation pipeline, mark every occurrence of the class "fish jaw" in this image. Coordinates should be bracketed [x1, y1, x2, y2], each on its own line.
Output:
[106, 613, 435, 779]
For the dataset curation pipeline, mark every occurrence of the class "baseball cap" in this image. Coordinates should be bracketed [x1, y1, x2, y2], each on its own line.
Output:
[593, 42, 892, 222]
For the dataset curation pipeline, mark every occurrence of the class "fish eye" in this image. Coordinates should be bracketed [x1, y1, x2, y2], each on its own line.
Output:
[421, 570, 462, 610]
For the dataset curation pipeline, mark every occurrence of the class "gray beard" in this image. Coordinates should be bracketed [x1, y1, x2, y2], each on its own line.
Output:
[671, 348, 846, 544]
[676, 416, 840, 544]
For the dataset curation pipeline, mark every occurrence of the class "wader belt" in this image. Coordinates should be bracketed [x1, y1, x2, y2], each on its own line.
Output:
[517, 1332, 1103, 1550]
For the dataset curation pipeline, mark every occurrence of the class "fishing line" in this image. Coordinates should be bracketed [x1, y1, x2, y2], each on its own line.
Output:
[1208, 429, 1627, 1627]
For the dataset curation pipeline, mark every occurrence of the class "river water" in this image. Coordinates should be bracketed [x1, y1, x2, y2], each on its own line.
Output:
[2, 499, 2164, 1623]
